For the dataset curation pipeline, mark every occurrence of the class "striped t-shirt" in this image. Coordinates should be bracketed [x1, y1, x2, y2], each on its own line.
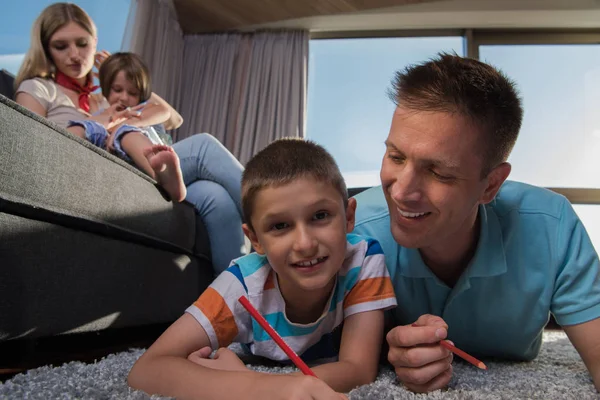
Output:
[186, 233, 397, 362]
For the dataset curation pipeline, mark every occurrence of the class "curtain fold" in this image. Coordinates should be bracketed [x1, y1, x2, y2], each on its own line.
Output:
[122, 0, 185, 139]
[122, 0, 308, 162]
[178, 30, 308, 164]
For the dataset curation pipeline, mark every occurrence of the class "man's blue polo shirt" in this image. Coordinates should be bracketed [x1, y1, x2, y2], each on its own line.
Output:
[353, 180, 600, 360]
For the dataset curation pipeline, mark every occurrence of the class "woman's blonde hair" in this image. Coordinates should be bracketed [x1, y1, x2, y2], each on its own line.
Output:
[15, 2, 96, 89]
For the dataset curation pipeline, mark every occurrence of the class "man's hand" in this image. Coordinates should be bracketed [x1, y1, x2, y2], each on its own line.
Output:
[187, 347, 248, 372]
[387, 314, 453, 393]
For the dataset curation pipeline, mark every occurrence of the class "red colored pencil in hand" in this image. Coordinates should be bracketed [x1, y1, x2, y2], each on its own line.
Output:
[439, 340, 487, 370]
[411, 323, 487, 370]
[238, 296, 317, 377]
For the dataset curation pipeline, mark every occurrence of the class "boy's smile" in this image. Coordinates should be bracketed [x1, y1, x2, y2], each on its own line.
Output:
[243, 177, 356, 320]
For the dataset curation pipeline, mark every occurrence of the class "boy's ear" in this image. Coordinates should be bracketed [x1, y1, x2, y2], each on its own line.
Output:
[242, 223, 265, 255]
[345, 197, 357, 233]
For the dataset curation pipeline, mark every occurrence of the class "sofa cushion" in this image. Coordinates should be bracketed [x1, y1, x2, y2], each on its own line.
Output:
[0, 94, 198, 256]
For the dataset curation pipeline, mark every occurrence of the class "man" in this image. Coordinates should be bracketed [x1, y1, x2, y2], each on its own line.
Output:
[352, 53, 600, 393]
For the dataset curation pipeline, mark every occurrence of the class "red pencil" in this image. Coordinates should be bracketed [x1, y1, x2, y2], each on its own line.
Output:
[440, 340, 487, 370]
[238, 296, 317, 377]
[411, 324, 487, 370]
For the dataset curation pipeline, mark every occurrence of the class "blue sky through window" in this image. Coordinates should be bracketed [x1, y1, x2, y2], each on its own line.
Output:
[306, 37, 464, 188]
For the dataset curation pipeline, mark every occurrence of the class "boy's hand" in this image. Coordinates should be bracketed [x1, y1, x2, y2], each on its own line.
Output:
[251, 374, 348, 400]
[387, 314, 453, 393]
[187, 347, 248, 372]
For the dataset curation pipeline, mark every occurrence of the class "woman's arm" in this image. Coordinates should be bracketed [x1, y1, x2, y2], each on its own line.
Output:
[148, 92, 183, 130]
[15, 92, 48, 118]
[119, 94, 182, 130]
[308, 310, 385, 392]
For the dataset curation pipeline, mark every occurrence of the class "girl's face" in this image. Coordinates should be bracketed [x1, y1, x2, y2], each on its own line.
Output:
[107, 70, 141, 109]
[48, 21, 96, 83]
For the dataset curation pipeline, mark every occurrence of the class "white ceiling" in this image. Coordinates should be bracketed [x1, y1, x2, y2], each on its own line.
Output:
[241, 0, 600, 32]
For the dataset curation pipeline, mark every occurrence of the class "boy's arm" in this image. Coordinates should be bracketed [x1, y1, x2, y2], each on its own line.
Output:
[563, 318, 600, 392]
[129, 311, 347, 400]
[310, 310, 384, 392]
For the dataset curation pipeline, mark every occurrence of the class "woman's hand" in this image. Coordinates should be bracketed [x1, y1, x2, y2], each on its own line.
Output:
[93, 50, 111, 79]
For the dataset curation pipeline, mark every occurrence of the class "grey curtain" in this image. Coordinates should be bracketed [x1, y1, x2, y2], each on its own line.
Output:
[122, 0, 184, 134]
[123, 1, 308, 162]
[177, 31, 308, 164]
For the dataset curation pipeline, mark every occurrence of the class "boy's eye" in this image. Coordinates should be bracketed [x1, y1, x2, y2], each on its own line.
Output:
[271, 222, 289, 231]
[313, 211, 329, 221]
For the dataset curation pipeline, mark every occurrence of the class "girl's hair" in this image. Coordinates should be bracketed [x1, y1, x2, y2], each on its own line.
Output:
[98, 52, 152, 103]
[15, 2, 97, 89]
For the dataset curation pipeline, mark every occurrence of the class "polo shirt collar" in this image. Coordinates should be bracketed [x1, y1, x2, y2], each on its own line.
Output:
[398, 204, 508, 279]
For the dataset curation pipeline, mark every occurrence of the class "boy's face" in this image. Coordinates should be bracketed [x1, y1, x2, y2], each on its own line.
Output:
[107, 70, 141, 109]
[243, 177, 356, 301]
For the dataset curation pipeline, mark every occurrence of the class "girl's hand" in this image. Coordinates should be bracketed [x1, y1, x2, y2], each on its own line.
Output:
[93, 50, 111, 79]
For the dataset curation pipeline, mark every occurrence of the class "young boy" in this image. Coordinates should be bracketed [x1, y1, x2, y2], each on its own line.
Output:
[66, 52, 185, 202]
[128, 138, 397, 400]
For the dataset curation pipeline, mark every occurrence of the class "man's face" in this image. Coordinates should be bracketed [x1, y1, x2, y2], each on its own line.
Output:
[381, 106, 495, 253]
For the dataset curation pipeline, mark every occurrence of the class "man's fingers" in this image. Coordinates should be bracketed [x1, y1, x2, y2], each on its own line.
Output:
[413, 314, 448, 329]
[402, 363, 453, 393]
[389, 342, 451, 368]
[386, 324, 448, 348]
[394, 353, 452, 383]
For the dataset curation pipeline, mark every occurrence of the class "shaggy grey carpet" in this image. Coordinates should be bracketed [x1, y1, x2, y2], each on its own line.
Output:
[1, 331, 598, 399]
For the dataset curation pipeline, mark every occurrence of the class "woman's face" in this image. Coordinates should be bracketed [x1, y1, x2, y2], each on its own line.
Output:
[48, 21, 96, 82]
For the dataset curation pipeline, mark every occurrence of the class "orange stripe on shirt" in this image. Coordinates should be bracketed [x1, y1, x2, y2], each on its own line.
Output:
[343, 277, 395, 309]
[194, 287, 238, 347]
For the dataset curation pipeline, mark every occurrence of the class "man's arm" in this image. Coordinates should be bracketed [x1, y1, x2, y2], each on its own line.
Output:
[309, 310, 384, 392]
[563, 317, 600, 391]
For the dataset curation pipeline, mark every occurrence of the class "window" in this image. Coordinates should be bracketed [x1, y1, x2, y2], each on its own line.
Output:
[0, 0, 131, 76]
[479, 44, 600, 189]
[306, 36, 465, 188]
[478, 41, 600, 251]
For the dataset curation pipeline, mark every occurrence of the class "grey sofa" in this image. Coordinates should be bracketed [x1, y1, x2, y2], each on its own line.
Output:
[0, 94, 214, 342]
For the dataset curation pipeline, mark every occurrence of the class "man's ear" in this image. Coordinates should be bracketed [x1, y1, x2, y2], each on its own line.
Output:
[481, 162, 511, 204]
[345, 197, 357, 233]
[242, 223, 264, 255]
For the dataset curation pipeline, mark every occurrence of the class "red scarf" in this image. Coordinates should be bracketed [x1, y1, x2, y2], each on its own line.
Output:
[54, 71, 99, 113]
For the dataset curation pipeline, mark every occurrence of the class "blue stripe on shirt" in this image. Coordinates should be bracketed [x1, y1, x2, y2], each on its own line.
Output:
[237, 253, 269, 277]
[226, 264, 248, 293]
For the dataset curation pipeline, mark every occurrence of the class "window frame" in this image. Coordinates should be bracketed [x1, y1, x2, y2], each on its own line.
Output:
[307, 28, 600, 205]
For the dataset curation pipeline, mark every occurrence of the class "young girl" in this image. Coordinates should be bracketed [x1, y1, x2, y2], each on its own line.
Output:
[67, 52, 186, 202]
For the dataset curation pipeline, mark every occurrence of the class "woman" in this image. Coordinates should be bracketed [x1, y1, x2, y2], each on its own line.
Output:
[15, 2, 245, 274]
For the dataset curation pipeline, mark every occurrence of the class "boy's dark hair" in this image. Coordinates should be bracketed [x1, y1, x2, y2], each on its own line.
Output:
[388, 52, 523, 176]
[98, 52, 151, 103]
[242, 138, 348, 230]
